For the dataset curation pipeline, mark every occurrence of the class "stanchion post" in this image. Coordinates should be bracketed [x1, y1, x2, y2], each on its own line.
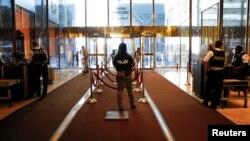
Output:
[138, 43, 147, 103]
[138, 70, 147, 103]
[133, 67, 142, 92]
[99, 64, 104, 85]
[185, 62, 191, 86]
[88, 69, 97, 103]
[94, 65, 103, 93]
[132, 67, 137, 86]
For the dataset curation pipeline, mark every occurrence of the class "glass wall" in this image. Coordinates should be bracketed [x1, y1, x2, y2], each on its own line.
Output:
[15, 5, 35, 61]
[154, 0, 166, 26]
[34, 0, 49, 66]
[16, 0, 36, 61]
[49, 22, 59, 68]
[198, 3, 220, 63]
[107, 38, 119, 67]
[48, 0, 59, 68]
[132, 0, 153, 26]
[88, 37, 105, 69]
[201, 3, 219, 45]
[164, 0, 181, 67]
[56, 0, 86, 68]
[67, 0, 85, 27]
[199, 0, 248, 63]
[5, 0, 250, 69]
[191, 0, 200, 61]
[74, 38, 85, 67]
[223, 0, 248, 64]
[142, 36, 154, 69]
[0, 0, 14, 63]
[87, 0, 107, 27]
[0, 0, 48, 64]
[109, 0, 130, 26]
[58, 0, 183, 68]
[180, 19, 190, 67]
[179, 0, 190, 68]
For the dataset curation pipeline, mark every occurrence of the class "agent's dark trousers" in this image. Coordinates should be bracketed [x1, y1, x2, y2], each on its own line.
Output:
[116, 72, 135, 110]
[33, 64, 48, 96]
[203, 70, 224, 108]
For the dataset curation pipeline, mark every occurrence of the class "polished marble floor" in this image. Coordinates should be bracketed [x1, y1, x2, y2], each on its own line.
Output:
[155, 68, 250, 125]
[0, 68, 250, 125]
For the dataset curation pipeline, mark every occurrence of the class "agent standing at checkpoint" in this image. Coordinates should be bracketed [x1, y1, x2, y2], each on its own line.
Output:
[113, 43, 136, 111]
[202, 40, 225, 109]
[30, 41, 48, 97]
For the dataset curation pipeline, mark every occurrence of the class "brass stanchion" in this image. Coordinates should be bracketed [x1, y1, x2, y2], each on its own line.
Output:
[98, 62, 105, 85]
[88, 69, 97, 103]
[94, 65, 103, 93]
[133, 67, 142, 92]
[132, 68, 137, 86]
[138, 42, 147, 103]
[138, 71, 147, 103]
[185, 62, 191, 86]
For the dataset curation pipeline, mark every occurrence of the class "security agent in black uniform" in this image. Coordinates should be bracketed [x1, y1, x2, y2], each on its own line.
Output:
[232, 45, 249, 80]
[202, 40, 225, 109]
[113, 43, 136, 111]
[30, 41, 48, 97]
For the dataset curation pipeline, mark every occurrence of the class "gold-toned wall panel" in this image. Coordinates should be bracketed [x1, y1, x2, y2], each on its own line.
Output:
[60, 26, 181, 38]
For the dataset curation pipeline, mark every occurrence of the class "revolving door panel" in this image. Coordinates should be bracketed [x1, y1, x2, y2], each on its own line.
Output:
[142, 36, 154, 69]
[88, 37, 105, 69]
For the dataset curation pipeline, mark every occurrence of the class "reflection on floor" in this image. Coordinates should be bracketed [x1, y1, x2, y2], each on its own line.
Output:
[0, 68, 250, 124]
[0, 69, 82, 120]
[155, 68, 250, 125]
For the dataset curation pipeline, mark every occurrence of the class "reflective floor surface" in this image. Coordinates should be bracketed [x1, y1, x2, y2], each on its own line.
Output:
[155, 68, 250, 125]
[0, 68, 82, 120]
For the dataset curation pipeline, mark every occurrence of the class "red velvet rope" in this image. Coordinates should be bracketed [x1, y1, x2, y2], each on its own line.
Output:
[102, 71, 116, 82]
[100, 64, 141, 82]
[93, 72, 117, 89]
[102, 64, 116, 76]
[100, 64, 138, 82]
[91, 64, 143, 90]
[134, 67, 139, 84]
[99, 67, 103, 80]
[91, 72, 97, 87]
[132, 71, 140, 82]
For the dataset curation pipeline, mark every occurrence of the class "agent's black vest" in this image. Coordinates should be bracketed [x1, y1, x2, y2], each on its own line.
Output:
[232, 52, 245, 67]
[114, 53, 133, 72]
[232, 52, 248, 74]
[32, 48, 47, 63]
[209, 50, 225, 68]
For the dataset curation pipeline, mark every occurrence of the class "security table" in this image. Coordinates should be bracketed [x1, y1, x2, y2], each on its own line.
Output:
[0, 79, 21, 106]
[221, 79, 249, 108]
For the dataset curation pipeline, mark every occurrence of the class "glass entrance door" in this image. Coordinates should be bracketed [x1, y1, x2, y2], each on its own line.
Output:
[88, 37, 105, 69]
[48, 21, 59, 68]
[88, 35, 154, 70]
[106, 37, 132, 68]
[106, 38, 121, 68]
[141, 36, 154, 69]
[133, 36, 154, 69]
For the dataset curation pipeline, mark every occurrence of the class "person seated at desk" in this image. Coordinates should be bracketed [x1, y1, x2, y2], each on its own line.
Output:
[232, 45, 249, 80]
[230, 45, 249, 95]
